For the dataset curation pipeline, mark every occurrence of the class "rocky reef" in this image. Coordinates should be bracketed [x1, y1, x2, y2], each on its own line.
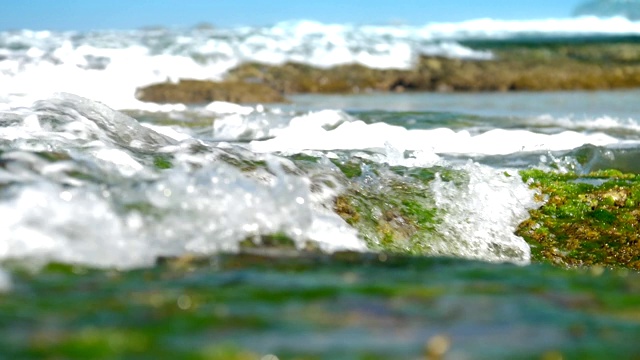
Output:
[136, 40, 640, 103]
[517, 169, 640, 270]
[135, 79, 285, 104]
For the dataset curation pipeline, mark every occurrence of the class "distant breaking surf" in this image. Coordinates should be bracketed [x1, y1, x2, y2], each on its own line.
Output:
[2, 16, 640, 109]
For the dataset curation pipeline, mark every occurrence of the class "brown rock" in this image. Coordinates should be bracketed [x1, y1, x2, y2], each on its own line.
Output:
[136, 79, 286, 104]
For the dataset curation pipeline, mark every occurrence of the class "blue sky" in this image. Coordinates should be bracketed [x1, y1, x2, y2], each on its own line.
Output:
[2, 0, 585, 31]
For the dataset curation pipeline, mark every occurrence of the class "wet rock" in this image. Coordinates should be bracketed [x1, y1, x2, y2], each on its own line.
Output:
[135, 80, 286, 104]
[517, 169, 640, 270]
[226, 62, 405, 94]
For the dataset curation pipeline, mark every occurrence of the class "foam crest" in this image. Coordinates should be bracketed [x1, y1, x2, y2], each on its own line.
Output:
[534, 115, 640, 136]
[0, 154, 365, 269]
[31, 93, 176, 149]
[423, 16, 640, 39]
[250, 113, 622, 156]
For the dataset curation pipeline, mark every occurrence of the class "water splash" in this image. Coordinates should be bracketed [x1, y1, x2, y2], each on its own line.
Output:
[429, 163, 538, 264]
[0, 93, 366, 269]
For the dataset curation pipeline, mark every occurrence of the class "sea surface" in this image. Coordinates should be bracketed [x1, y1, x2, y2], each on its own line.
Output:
[1, 17, 640, 358]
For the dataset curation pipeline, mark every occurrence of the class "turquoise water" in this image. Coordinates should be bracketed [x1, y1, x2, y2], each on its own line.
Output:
[290, 90, 640, 119]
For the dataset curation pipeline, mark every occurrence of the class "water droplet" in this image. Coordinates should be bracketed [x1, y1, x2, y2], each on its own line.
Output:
[59, 191, 72, 202]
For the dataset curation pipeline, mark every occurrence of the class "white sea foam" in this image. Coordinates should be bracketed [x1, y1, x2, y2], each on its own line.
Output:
[422, 16, 640, 39]
[249, 110, 622, 155]
[205, 101, 255, 115]
[534, 115, 640, 134]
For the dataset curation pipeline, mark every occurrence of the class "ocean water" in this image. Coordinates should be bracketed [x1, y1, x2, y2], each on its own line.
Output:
[1, 17, 640, 358]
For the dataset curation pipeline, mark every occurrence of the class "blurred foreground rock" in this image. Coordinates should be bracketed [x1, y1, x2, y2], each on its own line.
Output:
[137, 41, 640, 103]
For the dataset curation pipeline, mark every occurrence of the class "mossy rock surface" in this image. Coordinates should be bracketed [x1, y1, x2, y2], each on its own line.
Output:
[517, 169, 640, 269]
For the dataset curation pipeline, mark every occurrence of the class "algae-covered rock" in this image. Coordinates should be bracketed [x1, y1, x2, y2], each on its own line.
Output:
[517, 169, 640, 269]
[135, 80, 286, 104]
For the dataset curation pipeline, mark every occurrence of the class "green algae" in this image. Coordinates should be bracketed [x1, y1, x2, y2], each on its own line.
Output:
[330, 158, 363, 179]
[217, 152, 268, 173]
[153, 155, 173, 170]
[517, 169, 640, 269]
[332, 162, 463, 255]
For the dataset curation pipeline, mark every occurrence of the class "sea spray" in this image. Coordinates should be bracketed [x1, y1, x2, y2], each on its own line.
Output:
[429, 163, 537, 264]
[331, 157, 539, 264]
[0, 94, 368, 269]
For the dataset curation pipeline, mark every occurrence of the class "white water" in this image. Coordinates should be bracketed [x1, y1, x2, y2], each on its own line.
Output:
[0, 94, 370, 269]
[248, 112, 622, 156]
[429, 163, 536, 265]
